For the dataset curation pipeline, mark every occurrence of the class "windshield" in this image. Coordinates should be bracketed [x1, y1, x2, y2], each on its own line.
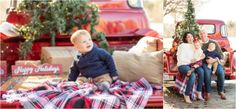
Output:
[127, 0, 143, 8]
[199, 24, 215, 34]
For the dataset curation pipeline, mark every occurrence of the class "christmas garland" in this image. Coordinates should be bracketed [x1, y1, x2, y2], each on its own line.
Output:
[17, 0, 110, 59]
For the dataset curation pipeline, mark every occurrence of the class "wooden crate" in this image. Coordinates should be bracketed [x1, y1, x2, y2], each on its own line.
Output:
[0, 74, 67, 91]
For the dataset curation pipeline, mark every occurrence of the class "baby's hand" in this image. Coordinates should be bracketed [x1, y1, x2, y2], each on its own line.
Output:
[187, 68, 194, 77]
[191, 59, 196, 63]
[212, 70, 216, 75]
[206, 57, 214, 64]
[219, 59, 225, 65]
[77, 80, 84, 85]
[112, 76, 118, 81]
[193, 64, 199, 68]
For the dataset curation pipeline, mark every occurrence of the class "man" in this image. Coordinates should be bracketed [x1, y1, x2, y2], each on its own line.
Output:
[200, 29, 226, 100]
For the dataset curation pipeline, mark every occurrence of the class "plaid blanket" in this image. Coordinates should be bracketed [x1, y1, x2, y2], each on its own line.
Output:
[175, 73, 197, 100]
[89, 78, 153, 109]
[1, 78, 152, 109]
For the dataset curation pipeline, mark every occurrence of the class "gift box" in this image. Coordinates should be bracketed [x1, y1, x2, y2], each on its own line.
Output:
[0, 60, 7, 77]
[0, 74, 67, 91]
[0, 61, 7, 66]
[41, 47, 78, 73]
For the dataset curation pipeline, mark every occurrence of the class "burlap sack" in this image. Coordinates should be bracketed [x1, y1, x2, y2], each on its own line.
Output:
[41, 47, 77, 73]
[112, 50, 163, 84]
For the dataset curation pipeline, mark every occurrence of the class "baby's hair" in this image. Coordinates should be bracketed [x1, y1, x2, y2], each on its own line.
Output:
[70, 29, 91, 44]
[207, 42, 216, 51]
[209, 42, 216, 47]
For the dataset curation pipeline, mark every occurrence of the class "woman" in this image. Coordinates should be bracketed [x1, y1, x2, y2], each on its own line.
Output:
[176, 32, 204, 103]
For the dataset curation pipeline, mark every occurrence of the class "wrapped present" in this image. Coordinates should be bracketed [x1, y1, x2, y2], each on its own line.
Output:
[41, 47, 78, 73]
[0, 61, 7, 66]
[0, 61, 7, 77]
[15, 60, 41, 65]
[0, 74, 67, 91]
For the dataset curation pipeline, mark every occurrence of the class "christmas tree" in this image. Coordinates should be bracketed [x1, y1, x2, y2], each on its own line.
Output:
[176, 0, 199, 39]
[17, 0, 110, 59]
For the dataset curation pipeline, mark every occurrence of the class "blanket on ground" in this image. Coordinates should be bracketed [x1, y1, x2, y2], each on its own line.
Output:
[175, 73, 197, 100]
[1, 78, 152, 109]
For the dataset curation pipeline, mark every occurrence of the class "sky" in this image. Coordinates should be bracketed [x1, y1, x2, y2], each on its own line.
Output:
[195, 0, 236, 22]
[164, 0, 236, 24]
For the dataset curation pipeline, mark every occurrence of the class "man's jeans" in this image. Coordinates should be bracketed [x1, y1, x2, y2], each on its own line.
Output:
[202, 63, 225, 93]
[178, 65, 204, 96]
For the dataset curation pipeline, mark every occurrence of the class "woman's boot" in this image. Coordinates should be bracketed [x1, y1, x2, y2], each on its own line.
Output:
[196, 91, 205, 101]
[205, 93, 211, 101]
[219, 92, 226, 100]
[184, 94, 192, 103]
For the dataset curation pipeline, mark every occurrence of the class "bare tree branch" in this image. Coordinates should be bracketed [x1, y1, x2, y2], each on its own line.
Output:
[164, 0, 204, 16]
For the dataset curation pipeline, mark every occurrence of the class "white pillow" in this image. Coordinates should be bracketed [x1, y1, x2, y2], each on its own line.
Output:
[128, 36, 157, 54]
[0, 22, 19, 37]
[112, 50, 163, 84]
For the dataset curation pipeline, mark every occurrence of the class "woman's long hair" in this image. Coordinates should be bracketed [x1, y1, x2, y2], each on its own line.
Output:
[182, 31, 193, 43]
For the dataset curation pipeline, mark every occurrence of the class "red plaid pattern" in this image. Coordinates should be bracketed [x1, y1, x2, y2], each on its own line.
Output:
[1, 78, 152, 109]
[190, 59, 203, 68]
[175, 73, 197, 100]
[2, 82, 95, 108]
[89, 78, 153, 109]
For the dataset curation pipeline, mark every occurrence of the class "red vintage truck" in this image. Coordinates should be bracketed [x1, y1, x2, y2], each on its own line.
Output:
[164, 19, 236, 80]
[0, 0, 163, 108]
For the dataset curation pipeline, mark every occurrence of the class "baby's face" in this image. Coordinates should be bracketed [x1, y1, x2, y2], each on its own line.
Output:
[73, 35, 93, 54]
[194, 42, 201, 49]
[208, 43, 216, 51]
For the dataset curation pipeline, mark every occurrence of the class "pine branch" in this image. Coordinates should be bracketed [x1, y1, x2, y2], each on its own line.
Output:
[17, 0, 111, 59]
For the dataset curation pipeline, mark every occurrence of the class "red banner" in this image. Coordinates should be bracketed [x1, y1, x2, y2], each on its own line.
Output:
[0, 65, 7, 77]
[12, 64, 63, 76]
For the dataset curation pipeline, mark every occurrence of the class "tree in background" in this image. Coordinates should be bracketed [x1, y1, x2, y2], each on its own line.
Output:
[227, 20, 236, 36]
[175, 0, 199, 39]
[164, 0, 186, 16]
[163, 0, 206, 38]
[143, 0, 163, 23]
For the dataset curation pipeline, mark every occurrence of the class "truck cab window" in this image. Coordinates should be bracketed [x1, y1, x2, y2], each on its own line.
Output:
[199, 24, 215, 34]
[221, 24, 228, 37]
